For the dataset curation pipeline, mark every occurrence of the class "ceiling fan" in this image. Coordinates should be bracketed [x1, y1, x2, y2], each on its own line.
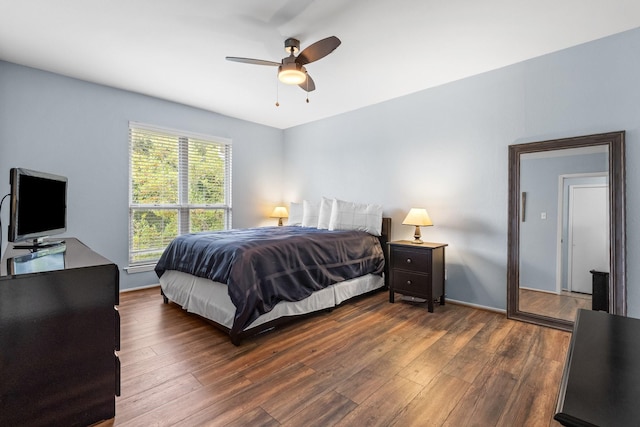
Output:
[226, 36, 341, 93]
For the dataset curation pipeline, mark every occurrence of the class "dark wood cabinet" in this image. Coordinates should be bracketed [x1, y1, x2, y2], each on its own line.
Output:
[0, 238, 120, 427]
[555, 309, 640, 426]
[388, 240, 447, 312]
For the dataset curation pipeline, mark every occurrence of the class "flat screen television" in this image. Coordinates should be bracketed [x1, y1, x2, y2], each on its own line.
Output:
[9, 168, 67, 249]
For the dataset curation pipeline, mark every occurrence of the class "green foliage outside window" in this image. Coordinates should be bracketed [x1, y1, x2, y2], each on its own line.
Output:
[131, 209, 178, 263]
[188, 138, 226, 205]
[190, 209, 225, 233]
[129, 127, 231, 265]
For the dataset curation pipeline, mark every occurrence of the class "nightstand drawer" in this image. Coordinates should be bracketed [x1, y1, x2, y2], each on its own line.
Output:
[391, 247, 431, 273]
[392, 270, 430, 298]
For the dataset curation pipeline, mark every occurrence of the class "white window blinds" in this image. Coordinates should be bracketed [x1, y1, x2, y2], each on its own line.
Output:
[128, 122, 232, 266]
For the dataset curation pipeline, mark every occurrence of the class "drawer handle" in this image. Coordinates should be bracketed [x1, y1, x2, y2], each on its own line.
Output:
[406, 280, 412, 285]
[406, 258, 412, 264]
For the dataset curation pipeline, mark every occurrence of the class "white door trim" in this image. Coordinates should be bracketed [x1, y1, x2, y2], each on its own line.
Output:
[555, 172, 608, 294]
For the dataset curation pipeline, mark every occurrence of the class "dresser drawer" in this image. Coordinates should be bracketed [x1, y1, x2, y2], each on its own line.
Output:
[391, 247, 432, 273]
[392, 270, 431, 298]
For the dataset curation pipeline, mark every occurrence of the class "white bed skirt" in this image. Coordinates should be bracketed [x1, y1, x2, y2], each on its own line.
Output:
[159, 270, 385, 331]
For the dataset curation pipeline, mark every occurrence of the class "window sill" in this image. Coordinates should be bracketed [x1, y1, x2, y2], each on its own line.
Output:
[124, 263, 156, 274]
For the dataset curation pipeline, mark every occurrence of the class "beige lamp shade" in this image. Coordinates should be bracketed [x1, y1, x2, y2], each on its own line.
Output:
[402, 208, 433, 244]
[402, 208, 433, 226]
[270, 206, 289, 226]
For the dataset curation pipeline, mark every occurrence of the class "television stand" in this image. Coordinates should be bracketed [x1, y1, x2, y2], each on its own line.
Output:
[0, 238, 120, 426]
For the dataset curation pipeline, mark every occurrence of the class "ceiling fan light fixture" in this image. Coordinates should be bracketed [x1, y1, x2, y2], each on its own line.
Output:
[228, 36, 340, 93]
[278, 63, 306, 85]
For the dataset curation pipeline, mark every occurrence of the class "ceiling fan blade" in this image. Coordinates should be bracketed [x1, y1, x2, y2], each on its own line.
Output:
[225, 57, 280, 66]
[299, 74, 316, 92]
[296, 36, 341, 65]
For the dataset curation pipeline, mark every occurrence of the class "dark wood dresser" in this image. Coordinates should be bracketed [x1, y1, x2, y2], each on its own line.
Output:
[387, 240, 447, 312]
[555, 309, 640, 426]
[0, 238, 120, 426]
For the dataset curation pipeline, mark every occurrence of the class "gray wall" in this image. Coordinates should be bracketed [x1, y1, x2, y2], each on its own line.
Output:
[0, 61, 284, 290]
[283, 27, 640, 316]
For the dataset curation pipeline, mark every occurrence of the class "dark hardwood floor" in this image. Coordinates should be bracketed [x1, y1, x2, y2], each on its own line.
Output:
[99, 287, 570, 426]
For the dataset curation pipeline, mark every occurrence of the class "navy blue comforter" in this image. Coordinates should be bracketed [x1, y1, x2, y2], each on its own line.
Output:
[155, 226, 385, 335]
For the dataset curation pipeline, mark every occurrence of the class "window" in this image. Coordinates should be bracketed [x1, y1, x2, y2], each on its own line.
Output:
[128, 122, 232, 267]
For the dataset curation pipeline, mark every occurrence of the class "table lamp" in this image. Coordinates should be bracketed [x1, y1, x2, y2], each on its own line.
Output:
[402, 208, 433, 244]
[270, 206, 289, 226]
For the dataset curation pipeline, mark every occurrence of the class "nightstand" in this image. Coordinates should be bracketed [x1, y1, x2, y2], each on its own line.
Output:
[388, 240, 448, 312]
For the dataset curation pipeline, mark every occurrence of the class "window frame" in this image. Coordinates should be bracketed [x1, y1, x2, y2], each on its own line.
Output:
[127, 122, 232, 269]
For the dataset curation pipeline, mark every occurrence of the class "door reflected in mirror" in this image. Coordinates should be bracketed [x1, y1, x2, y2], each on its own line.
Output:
[507, 132, 626, 331]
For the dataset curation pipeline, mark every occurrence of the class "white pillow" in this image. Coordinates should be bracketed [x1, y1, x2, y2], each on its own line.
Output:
[329, 199, 383, 236]
[317, 197, 334, 229]
[288, 202, 303, 226]
[301, 200, 320, 228]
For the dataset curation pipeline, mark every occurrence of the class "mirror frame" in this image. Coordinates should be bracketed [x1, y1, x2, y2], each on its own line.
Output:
[507, 131, 626, 331]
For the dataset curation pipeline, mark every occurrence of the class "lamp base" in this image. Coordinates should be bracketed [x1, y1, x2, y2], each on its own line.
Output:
[278, 218, 283, 226]
[412, 225, 424, 244]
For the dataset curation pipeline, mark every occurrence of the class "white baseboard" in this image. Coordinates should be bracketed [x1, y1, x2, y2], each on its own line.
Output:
[446, 298, 506, 314]
[120, 283, 160, 293]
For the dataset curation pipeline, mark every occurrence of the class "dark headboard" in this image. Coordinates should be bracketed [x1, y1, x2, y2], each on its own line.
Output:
[379, 217, 391, 288]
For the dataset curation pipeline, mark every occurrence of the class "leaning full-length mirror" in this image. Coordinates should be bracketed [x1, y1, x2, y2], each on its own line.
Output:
[507, 132, 626, 331]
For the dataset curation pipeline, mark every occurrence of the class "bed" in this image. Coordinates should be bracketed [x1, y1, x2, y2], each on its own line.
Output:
[155, 216, 391, 345]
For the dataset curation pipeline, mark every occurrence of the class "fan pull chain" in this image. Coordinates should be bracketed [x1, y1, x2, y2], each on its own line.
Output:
[306, 75, 310, 103]
[275, 78, 280, 107]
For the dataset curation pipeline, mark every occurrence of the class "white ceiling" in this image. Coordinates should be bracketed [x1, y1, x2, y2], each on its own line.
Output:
[1, 0, 639, 129]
